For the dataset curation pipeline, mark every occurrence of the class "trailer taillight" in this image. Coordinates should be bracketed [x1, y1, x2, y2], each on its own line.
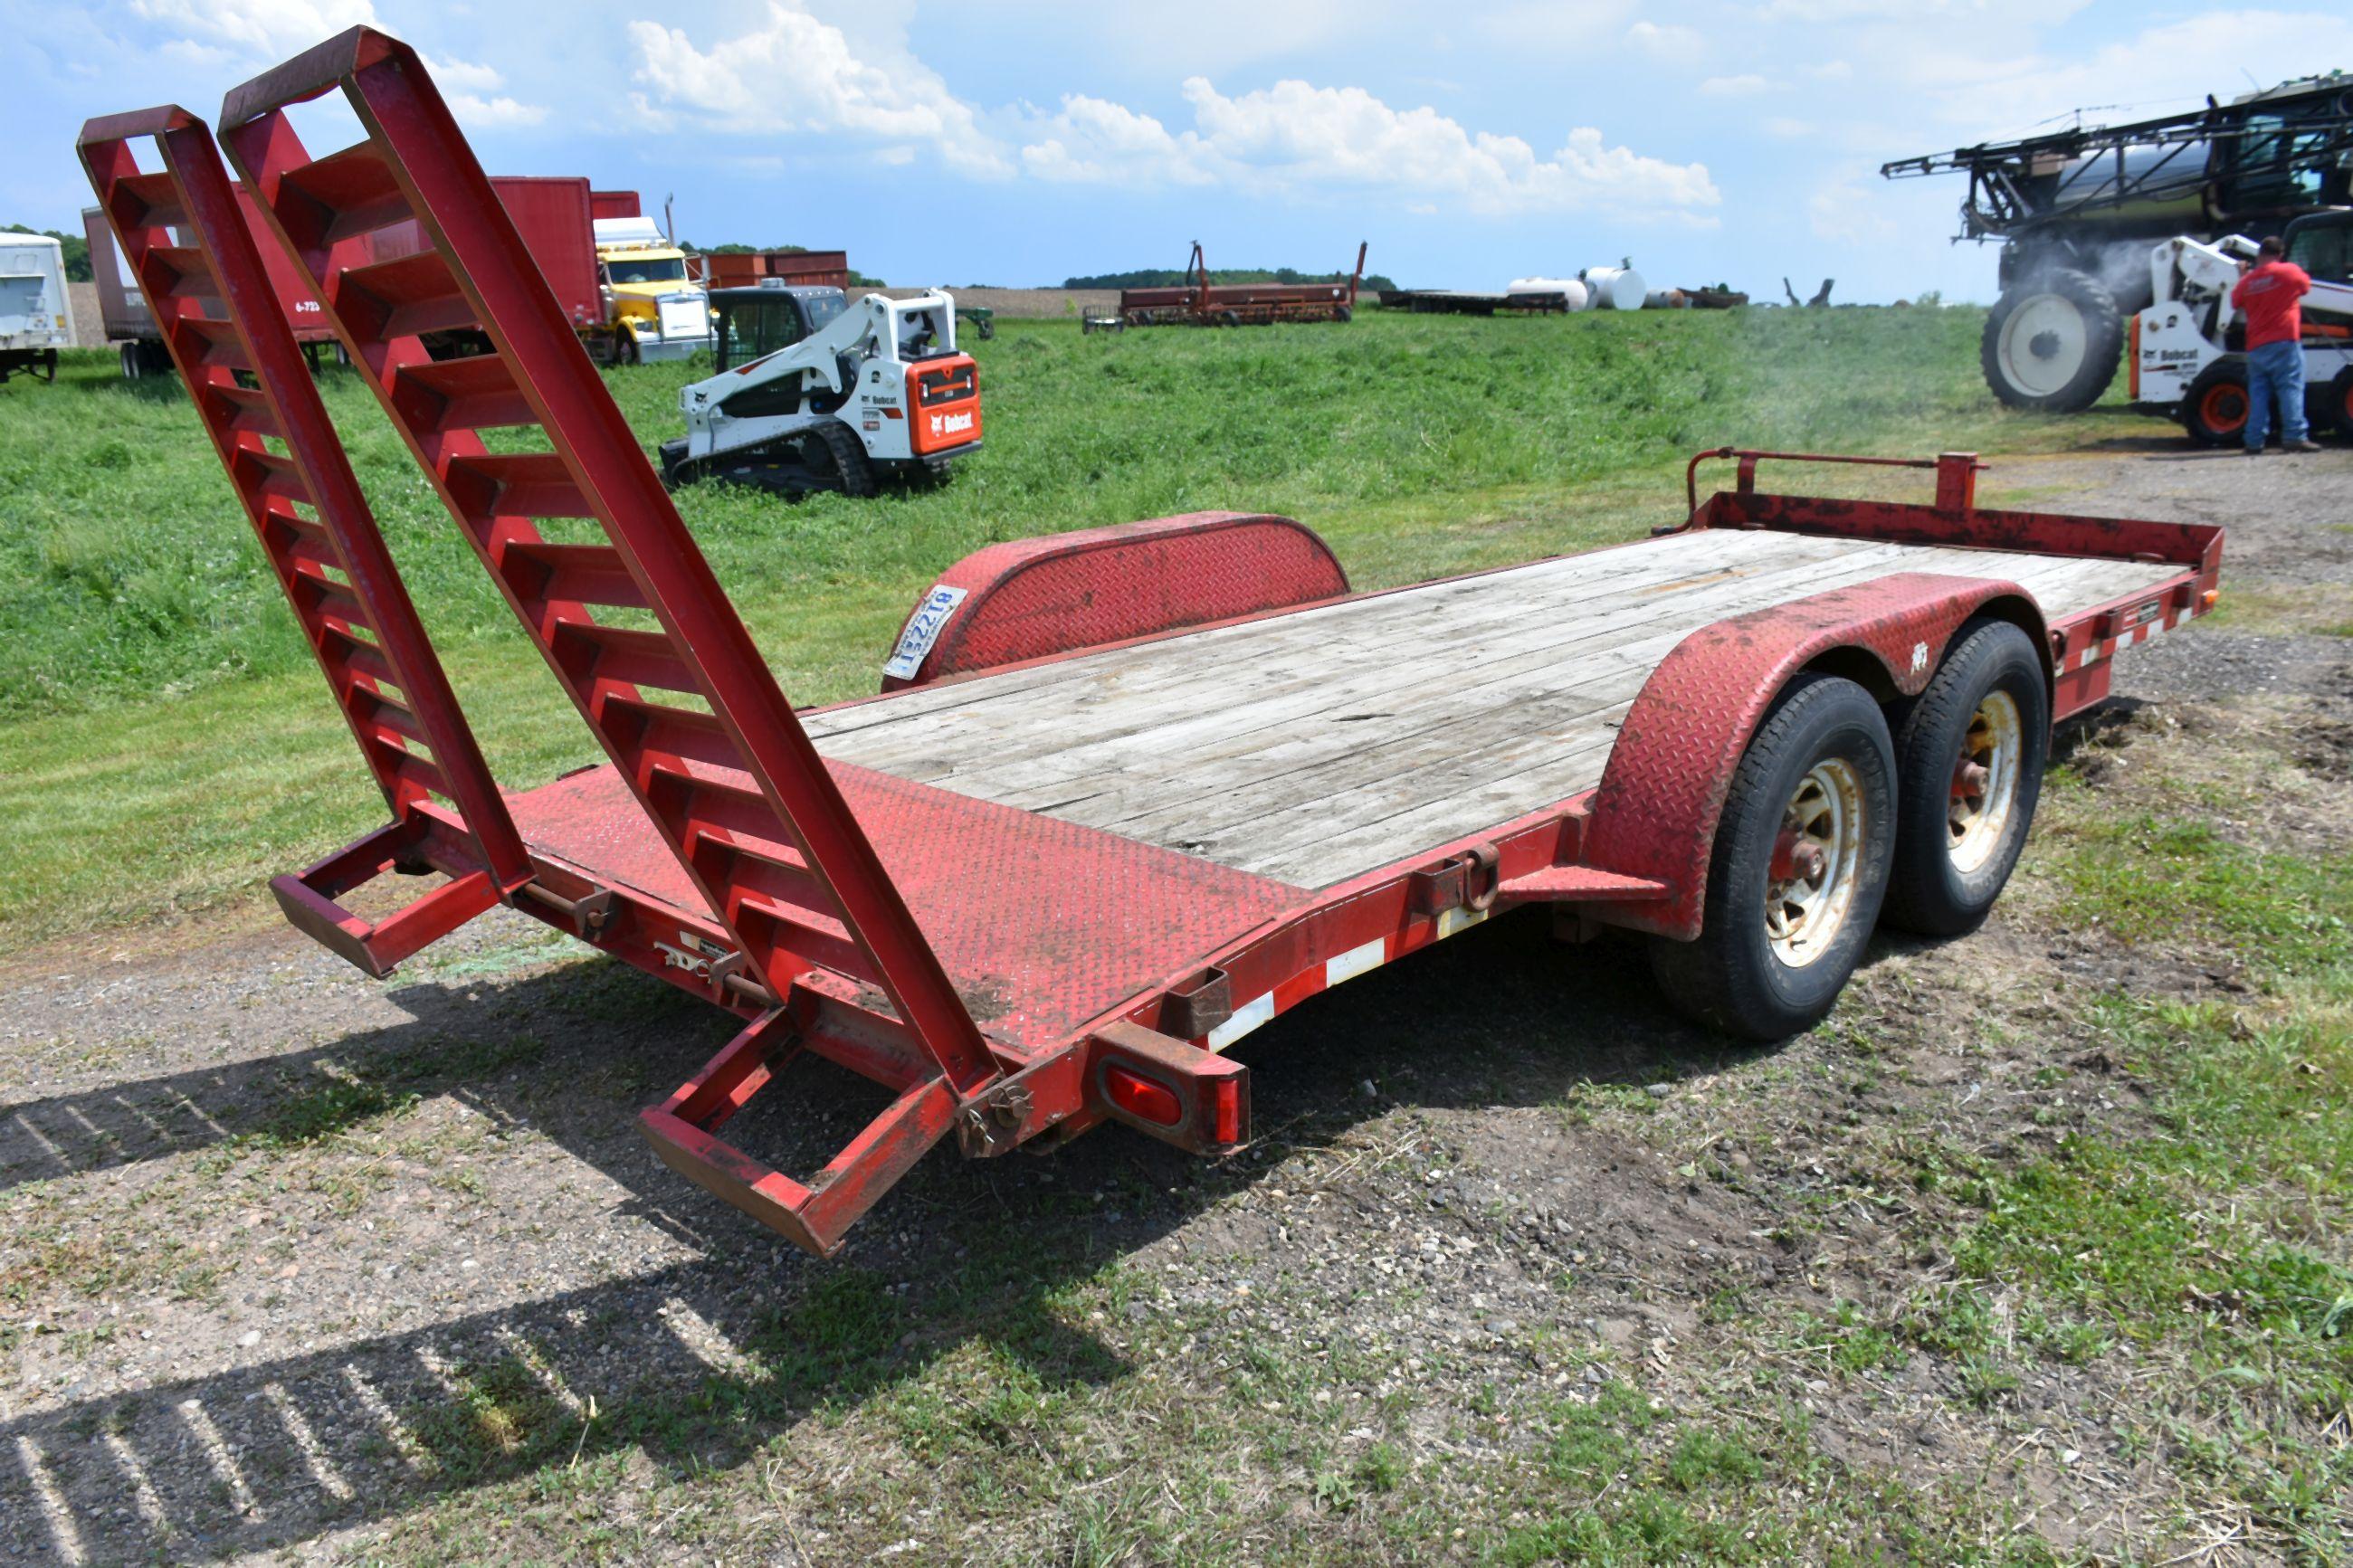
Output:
[1103, 1065, 1182, 1126]
[1207, 1077, 1242, 1145]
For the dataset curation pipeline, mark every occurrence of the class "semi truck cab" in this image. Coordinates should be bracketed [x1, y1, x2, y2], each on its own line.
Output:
[592, 215, 714, 363]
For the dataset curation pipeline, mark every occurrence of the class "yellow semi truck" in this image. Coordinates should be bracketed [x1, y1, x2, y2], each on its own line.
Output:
[591, 214, 715, 365]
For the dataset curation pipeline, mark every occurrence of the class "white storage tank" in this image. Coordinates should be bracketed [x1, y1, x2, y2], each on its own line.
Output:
[1508, 276, 1588, 310]
[1581, 264, 1647, 310]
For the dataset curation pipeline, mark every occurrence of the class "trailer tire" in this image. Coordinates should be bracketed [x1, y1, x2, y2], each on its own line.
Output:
[1334, 304, 1353, 323]
[2179, 361, 2250, 446]
[1980, 269, 2122, 412]
[1648, 673, 1896, 1041]
[1881, 621, 2048, 937]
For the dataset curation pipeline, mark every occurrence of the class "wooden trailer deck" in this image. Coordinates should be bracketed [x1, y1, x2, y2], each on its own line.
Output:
[500, 521, 2188, 1056]
[796, 529, 2183, 888]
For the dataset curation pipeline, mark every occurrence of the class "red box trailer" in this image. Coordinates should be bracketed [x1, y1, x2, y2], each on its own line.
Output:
[81, 182, 345, 375]
[589, 188, 640, 221]
[81, 33, 2226, 1259]
[372, 176, 602, 329]
[700, 250, 853, 290]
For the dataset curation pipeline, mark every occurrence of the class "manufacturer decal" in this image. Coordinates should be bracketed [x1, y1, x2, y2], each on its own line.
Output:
[882, 584, 970, 679]
[1909, 641, 1929, 675]
[929, 410, 976, 439]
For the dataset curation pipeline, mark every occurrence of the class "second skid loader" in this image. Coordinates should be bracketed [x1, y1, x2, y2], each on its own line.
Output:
[661, 281, 981, 497]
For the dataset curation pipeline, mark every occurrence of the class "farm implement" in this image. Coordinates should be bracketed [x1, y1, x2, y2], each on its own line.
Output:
[81, 28, 2222, 1257]
[1119, 241, 1367, 327]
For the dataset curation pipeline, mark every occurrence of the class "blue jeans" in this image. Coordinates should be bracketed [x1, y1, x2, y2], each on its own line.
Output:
[2245, 339, 2308, 449]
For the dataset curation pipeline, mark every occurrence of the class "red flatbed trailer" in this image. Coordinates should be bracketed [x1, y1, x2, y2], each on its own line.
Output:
[80, 31, 2222, 1257]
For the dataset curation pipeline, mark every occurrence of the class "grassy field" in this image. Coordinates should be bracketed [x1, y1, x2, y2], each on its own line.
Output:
[0, 306, 2147, 946]
[1, 308, 2348, 1563]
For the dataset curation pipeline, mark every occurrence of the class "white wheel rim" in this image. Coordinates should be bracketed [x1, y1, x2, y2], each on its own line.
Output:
[1947, 690, 2023, 875]
[1997, 293, 2089, 397]
[1765, 759, 1867, 970]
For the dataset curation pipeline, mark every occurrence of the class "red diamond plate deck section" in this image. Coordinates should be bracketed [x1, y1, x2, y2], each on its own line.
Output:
[509, 762, 1307, 1051]
[882, 511, 1348, 689]
[1583, 572, 2042, 941]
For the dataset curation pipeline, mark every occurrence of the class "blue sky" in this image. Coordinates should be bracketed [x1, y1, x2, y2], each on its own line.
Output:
[10, 1, 2348, 303]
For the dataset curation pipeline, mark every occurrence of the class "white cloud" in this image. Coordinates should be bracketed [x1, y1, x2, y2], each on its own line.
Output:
[1115, 77, 1720, 219]
[1625, 20, 1707, 56]
[1809, 171, 1900, 242]
[1699, 74, 1776, 96]
[1759, 0, 2089, 21]
[129, 0, 376, 57]
[446, 92, 547, 128]
[419, 54, 547, 128]
[1895, 9, 2353, 137]
[1021, 95, 1220, 186]
[627, 1, 1012, 176]
[1472, 1, 1636, 48]
[126, 2, 543, 126]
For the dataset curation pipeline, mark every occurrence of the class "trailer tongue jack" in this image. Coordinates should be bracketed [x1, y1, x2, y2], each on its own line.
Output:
[81, 27, 2223, 1256]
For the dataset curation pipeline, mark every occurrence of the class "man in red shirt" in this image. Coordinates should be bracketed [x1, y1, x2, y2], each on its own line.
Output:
[2230, 235, 2320, 454]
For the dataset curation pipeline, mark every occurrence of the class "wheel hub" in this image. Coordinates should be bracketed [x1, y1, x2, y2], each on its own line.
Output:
[1764, 759, 1867, 969]
[1947, 691, 2022, 874]
[1997, 293, 2089, 397]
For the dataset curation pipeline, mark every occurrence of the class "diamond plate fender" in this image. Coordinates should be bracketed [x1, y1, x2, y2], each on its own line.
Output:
[881, 511, 1348, 689]
[1583, 572, 2049, 941]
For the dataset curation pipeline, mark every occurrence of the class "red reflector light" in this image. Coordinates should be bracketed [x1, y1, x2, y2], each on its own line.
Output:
[1208, 1079, 1241, 1145]
[1104, 1065, 1182, 1126]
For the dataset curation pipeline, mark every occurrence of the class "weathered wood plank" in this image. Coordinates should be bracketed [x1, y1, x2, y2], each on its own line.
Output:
[813, 530, 2184, 889]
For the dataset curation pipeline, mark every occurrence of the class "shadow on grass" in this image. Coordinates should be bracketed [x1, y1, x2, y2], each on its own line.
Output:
[8, 731, 2051, 1560]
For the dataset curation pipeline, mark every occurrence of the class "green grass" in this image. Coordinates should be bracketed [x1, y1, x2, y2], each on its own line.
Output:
[0, 307, 2143, 948]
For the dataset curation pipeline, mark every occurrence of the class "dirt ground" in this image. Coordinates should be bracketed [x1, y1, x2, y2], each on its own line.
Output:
[2, 443, 2348, 1564]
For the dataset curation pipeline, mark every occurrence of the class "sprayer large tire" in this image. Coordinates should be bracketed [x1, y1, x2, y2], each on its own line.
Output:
[1980, 269, 2122, 412]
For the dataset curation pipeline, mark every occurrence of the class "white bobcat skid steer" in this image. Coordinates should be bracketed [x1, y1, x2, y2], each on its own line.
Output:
[2130, 214, 2353, 445]
[661, 283, 982, 497]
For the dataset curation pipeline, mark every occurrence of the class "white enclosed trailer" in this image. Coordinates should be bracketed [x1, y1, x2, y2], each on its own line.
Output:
[0, 233, 75, 383]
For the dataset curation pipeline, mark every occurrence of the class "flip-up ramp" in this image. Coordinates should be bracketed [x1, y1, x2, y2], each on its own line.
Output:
[75, 105, 529, 974]
[215, 33, 1004, 1155]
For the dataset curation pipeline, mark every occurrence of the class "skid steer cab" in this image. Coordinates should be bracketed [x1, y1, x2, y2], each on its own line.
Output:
[662, 282, 982, 498]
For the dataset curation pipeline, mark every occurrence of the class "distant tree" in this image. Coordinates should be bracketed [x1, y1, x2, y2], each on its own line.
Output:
[5, 224, 90, 281]
[1062, 265, 1396, 292]
[685, 242, 817, 255]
